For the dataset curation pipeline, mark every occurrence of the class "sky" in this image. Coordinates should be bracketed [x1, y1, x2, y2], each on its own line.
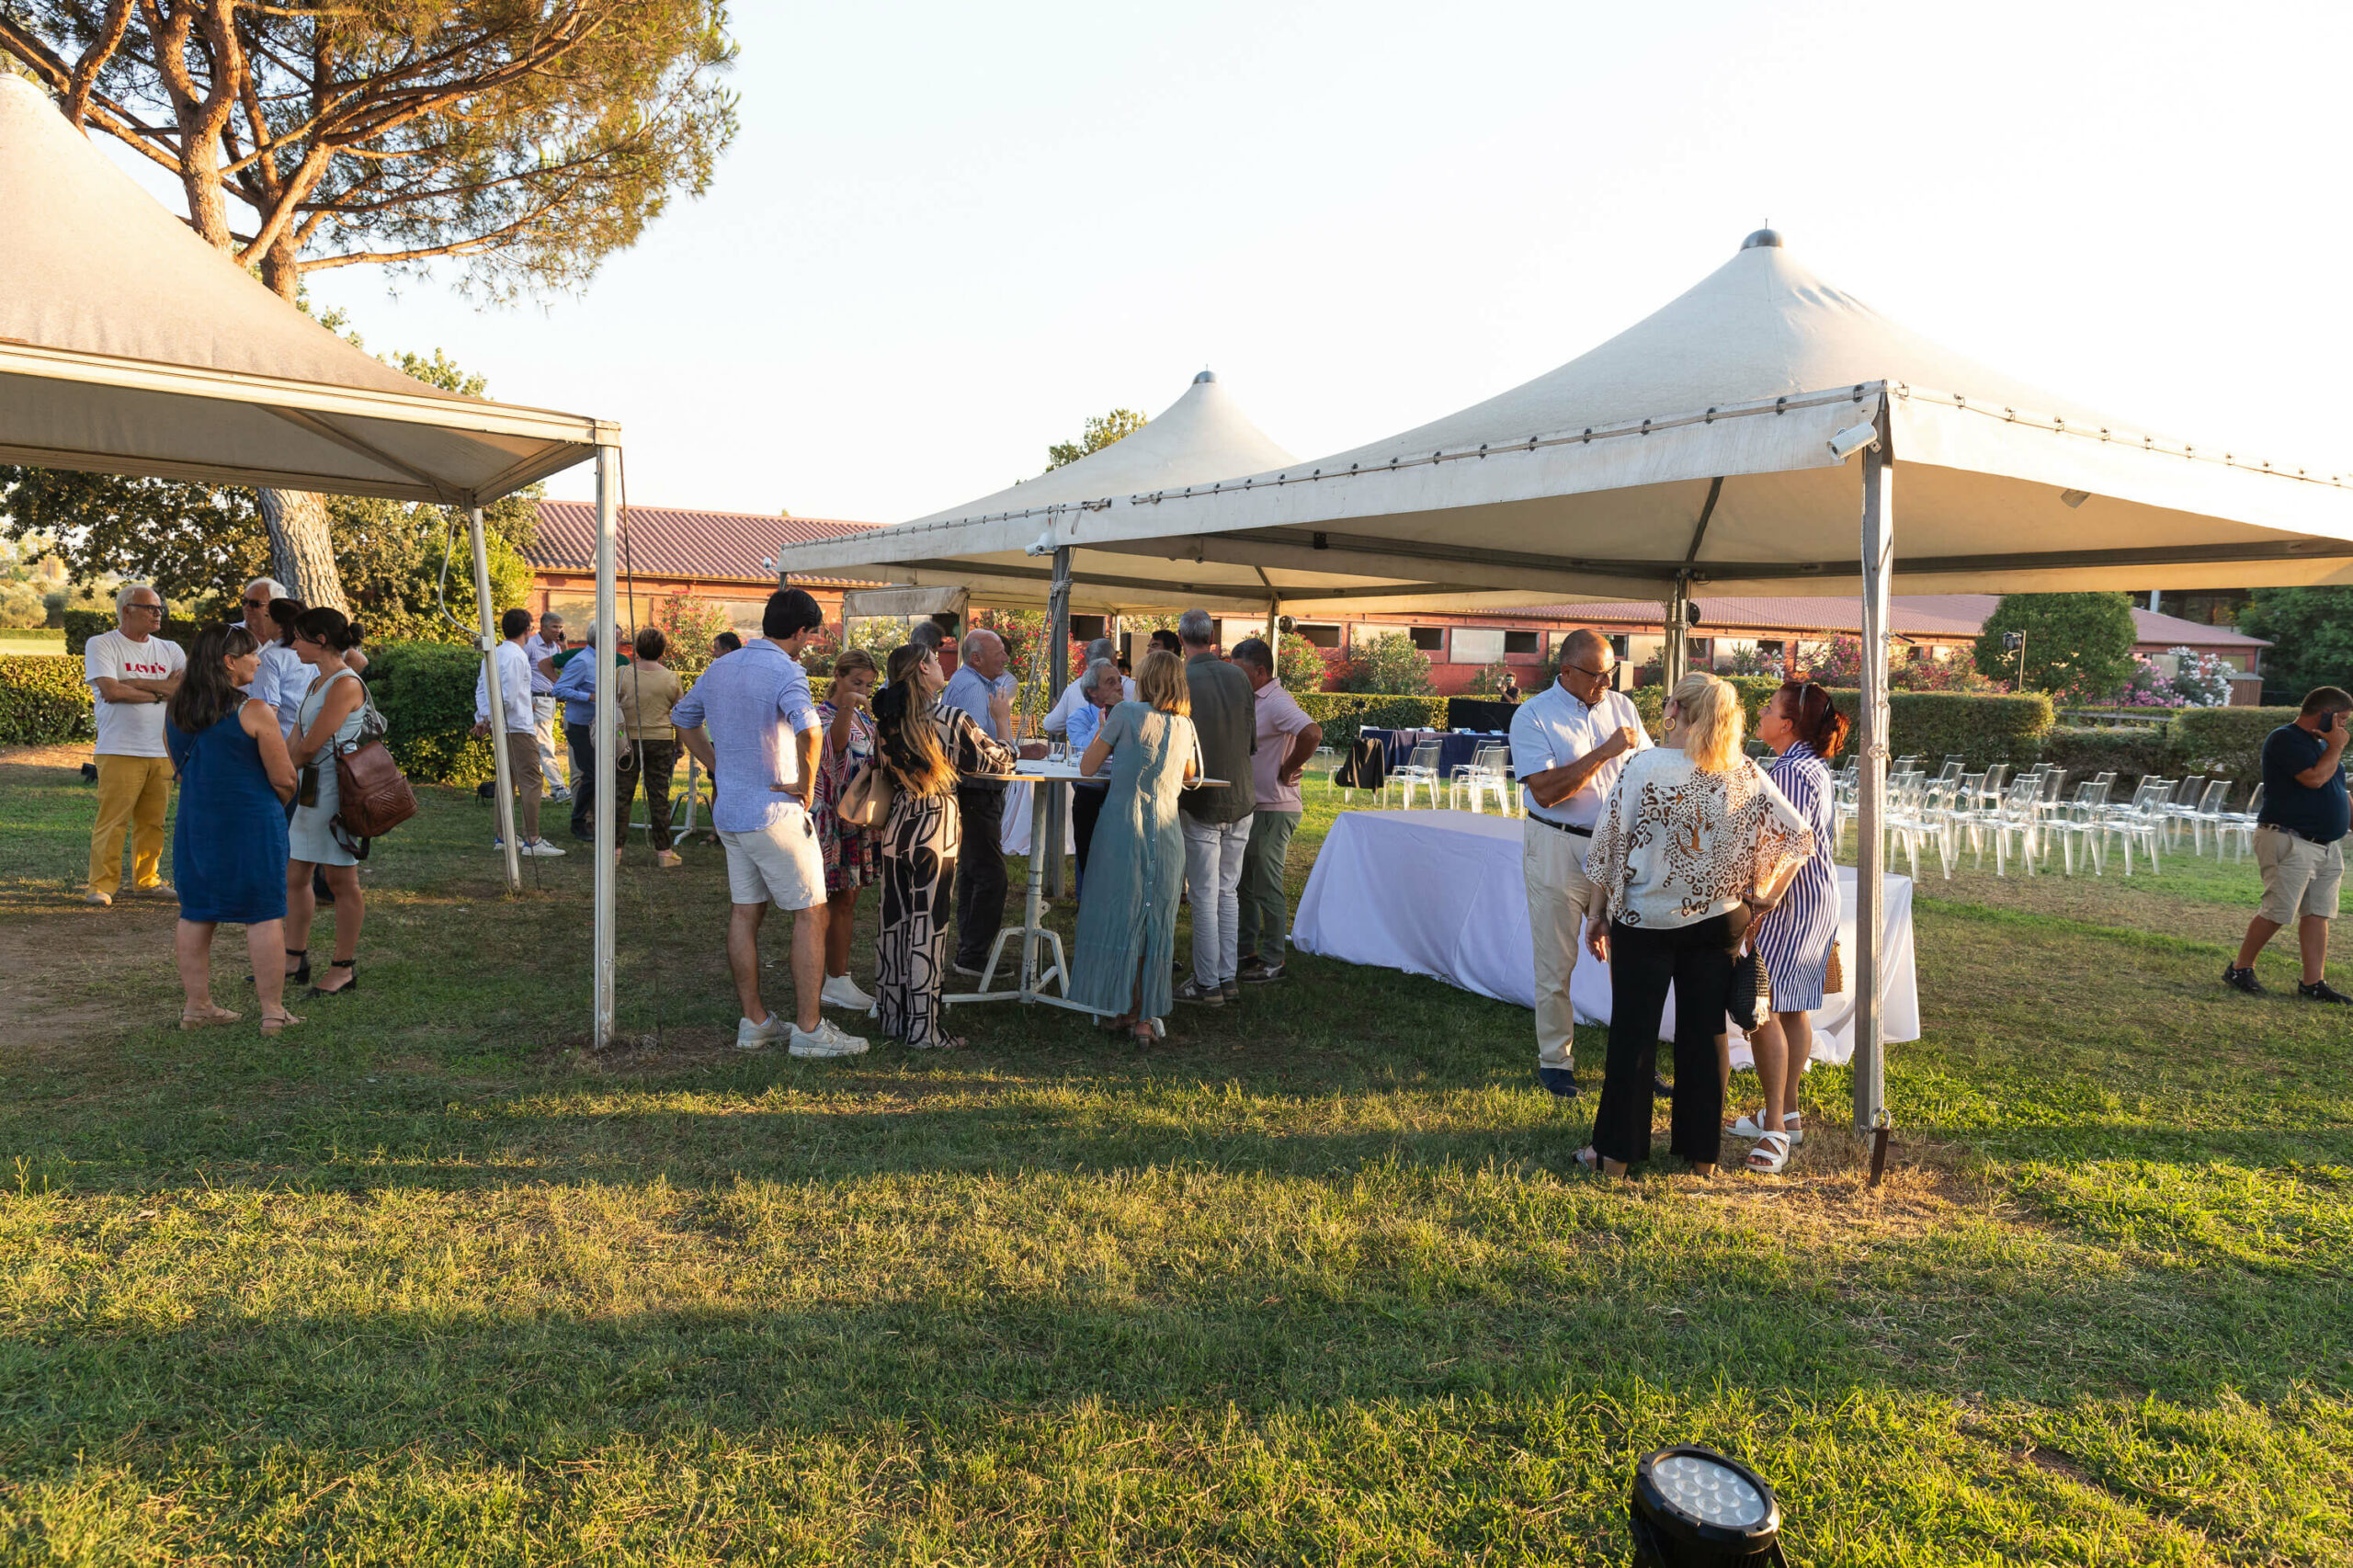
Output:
[270, 0, 2353, 527]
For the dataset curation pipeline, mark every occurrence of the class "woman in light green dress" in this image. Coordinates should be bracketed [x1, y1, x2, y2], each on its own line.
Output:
[1071, 649, 1197, 1042]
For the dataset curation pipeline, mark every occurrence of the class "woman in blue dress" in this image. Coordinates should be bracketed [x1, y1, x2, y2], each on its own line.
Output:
[166, 622, 299, 1033]
[1732, 680, 1848, 1172]
[283, 607, 370, 998]
[1071, 649, 1198, 1043]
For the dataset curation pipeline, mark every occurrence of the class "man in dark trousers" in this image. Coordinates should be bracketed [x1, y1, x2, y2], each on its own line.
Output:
[1174, 608, 1257, 1005]
[2226, 685, 2353, 1002]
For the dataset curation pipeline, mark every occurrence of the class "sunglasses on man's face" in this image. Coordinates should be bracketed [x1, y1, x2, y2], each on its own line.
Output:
[244, 597, 271, 609]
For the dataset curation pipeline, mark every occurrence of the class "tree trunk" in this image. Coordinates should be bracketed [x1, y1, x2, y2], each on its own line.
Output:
[256, 488, 346, 609]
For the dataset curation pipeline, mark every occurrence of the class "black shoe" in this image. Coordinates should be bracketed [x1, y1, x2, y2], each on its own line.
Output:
[305, 960, 358, 999]
[1653, 1074, 1674, 1100]
[2222, 964, 2265, 994]
[250, 947, 309, 986]
[1536, 1066, 1580, 1099]
[2298, 978, 2351, 1005]
[571, 826, 596, 843]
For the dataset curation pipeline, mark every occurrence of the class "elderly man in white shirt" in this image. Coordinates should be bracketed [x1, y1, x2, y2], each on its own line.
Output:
[1507, 628, 1649, 1099]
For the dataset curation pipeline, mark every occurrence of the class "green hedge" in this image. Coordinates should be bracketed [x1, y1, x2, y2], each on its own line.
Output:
[0, 654, 96, 744]
[364, 641, 835, 787]
[2039, 724, 2174, 781]
[2171, 706, 2296, 790]
[1294, 693, 1451, 751]
[0, 629, 65, 652]
[1631, 679, 2054, 769]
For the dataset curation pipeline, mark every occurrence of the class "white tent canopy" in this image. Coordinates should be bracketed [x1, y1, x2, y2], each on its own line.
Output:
[0, 74, 625, 1043]
[778, 232, 2352, 607]
[0, 75, 608, 504]
[779, 369, 1457, 617]
[775, 227, 2353, 1133]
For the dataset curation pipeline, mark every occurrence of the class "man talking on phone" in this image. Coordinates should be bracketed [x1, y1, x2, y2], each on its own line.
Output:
[2226, 685, 2353, 1002]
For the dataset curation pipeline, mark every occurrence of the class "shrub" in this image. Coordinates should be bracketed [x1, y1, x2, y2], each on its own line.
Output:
[2171, 706, 2298, 791]
[366, 641, 499, 785]
[1632, 682, 2052, 768]
[1275, 636, 1332, 694]
[2039, 724, 2173, 781]
[1468, 659, 1513, 696]
[0, 654, 95, 744]
[2235, 586, 2353, 701]
[1333, 633, 1436, 696]
[1294, 693, 1449, 752]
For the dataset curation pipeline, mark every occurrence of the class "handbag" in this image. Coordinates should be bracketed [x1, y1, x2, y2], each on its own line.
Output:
[1824, 937, 1844, 996]
[837, 757, 893, 827]
[330, 681, 416, 856]
[1728, 946, 1773, 1033]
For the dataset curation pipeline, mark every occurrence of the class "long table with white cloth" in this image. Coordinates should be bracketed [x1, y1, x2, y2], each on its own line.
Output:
[1292, 810, 1918, 1063]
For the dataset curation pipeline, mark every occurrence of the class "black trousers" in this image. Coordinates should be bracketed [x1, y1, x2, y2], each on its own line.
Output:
[564, 720, 596, 836]
[614, 738, 677, 854]
[953, 783, 1007, 969]
[1590, 913, 1740, 1169]
[1072, 784, 1108, 884]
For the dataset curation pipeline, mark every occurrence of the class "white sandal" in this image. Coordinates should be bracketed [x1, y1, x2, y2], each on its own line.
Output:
[1726, 1112, 1804, 1145]
[1746, 1131, 1792, 1174]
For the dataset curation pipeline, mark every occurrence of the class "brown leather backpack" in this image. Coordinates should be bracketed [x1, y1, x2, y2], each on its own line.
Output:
[330, 681, 416, 857]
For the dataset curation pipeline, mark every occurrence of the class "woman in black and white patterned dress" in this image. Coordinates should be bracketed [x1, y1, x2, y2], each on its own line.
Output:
[870, 642, 1014, 1051]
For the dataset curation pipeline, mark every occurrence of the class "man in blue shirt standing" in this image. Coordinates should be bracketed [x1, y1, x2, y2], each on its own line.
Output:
[2226, 685, 2353, 1003]
[673, 588, 870, 1057]
[550, 629, 612, 842]
[938, 627, 1023, 977]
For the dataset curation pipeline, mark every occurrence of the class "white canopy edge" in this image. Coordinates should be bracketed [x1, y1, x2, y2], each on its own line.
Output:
[840, 585, 970, 619]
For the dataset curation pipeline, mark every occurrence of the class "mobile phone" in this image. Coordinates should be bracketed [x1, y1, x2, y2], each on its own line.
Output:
[2325, 710, 2339, 735]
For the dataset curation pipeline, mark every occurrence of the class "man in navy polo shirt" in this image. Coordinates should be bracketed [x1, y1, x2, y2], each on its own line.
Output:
[2226, 685, 2353, 1002]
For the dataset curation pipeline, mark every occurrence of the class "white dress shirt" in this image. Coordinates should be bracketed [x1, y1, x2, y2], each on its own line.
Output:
[1507, 679, 1650, 828]
[472, 639, 538, 734]
[1042, 671, 1137, 735]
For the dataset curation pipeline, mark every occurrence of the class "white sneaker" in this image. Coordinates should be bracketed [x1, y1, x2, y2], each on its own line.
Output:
[520, 838, 567, 857]
[790, 1019, 869, 1058]
[735, 1013, 789, 1051]
[821, 974, 875, 1011]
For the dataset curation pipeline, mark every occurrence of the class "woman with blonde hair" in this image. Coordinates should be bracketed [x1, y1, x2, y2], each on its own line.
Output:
[870, 640, 1015, 1051]
[1071, 648, 1198, 1043]
[1574, 672, 1815, 1177]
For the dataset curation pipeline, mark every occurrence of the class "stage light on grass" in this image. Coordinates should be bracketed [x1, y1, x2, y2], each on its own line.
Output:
[1630, 1446, 1786, 1567]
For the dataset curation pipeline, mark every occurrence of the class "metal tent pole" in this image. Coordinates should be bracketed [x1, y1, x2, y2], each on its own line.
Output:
[1042, 544, 1072, 900]
[591, 445, 620, 1049]
[467, 506, 523, 892]
[1663, 579, 1690, 688]
[1854, 429, 1893, 1134]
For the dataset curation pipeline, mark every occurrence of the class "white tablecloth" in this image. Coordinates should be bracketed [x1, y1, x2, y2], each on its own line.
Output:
[1292, 810, 1919, 1064]
[1000, 780, 1078, 857]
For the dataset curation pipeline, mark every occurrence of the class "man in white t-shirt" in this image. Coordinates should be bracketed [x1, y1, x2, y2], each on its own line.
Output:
[524, 610, 570, 801]
[472, 607, 563, 856]
[1508, 629, 1649, 1097]
[83, 582, 187, 905]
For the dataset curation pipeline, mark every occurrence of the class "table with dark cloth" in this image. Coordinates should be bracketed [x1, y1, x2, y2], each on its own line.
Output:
[1360, 727, 1511, 778]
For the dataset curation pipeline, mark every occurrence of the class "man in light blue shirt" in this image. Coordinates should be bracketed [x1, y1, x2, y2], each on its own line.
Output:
[938, 628, 1021, 976]
[673, 588, 867, 1059]
[551, 630, 612, 842]
[1508, 628, 1649, 1098]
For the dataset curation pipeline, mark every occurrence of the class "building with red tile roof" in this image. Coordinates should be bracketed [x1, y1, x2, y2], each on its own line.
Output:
[525, 500, 881, 635]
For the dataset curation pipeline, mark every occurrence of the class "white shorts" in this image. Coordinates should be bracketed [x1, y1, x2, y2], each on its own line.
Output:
[720, 808, 825, 911]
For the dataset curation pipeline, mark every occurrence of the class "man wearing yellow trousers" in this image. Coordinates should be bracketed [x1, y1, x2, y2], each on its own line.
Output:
[82, 583, 185, 905]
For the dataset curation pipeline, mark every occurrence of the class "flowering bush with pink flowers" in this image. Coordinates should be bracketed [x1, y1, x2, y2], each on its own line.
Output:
[2109, 645, 2235, 709]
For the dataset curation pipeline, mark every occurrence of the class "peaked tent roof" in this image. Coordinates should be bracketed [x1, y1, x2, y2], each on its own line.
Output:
[0, 75, 606, 506]
[772, 231, 2353, 606]
[775, 371, 1410, 615]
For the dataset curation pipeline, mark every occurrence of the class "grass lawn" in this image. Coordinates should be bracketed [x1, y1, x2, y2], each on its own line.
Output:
[1, 752, 2348, 1564]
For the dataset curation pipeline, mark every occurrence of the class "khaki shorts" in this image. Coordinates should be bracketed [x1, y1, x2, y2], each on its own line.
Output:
[2255, 825, 2343, 925]
[721, 807, 825, 911]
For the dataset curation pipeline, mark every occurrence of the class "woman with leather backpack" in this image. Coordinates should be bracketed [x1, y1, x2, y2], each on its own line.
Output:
[282, 607, 370, 998]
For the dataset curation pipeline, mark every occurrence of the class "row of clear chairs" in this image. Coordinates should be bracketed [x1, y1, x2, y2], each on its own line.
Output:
[1830, 757, 2256, 881]
[1369, 741, 1520, 814]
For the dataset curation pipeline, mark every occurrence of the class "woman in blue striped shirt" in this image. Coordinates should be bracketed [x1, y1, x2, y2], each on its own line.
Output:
[1734, 681, 1849, 1173]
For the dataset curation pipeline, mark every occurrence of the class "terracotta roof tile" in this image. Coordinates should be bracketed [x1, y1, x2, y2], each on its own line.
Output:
[526, 500, 881, 588]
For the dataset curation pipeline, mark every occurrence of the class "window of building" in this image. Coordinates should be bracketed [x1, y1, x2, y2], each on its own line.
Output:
[1293, 622, 1340, 649]
[1505, 630, 1539, 657]
[1451, 628, 1505, 665]
[1408, 626, 1443, 652]
[1070, 614, 1107, 642]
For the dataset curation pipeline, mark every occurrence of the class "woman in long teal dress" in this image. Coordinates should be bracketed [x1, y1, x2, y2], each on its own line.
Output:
[1071, 649, 1198, 1043]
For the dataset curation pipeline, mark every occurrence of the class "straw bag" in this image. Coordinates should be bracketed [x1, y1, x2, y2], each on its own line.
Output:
[837, 758, 892, 827]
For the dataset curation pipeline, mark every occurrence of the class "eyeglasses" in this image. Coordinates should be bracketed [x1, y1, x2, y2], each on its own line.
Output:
[1563, 662, 1615, 680]
[126, 601, 164, 614]
[243, 597, 271, 609]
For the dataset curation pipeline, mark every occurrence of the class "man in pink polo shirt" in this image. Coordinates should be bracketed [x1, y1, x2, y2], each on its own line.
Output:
[1229, 636, 1322, 983]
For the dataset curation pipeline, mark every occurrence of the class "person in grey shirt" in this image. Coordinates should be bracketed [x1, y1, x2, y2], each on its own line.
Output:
[1174, 608, 1256, 1005]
